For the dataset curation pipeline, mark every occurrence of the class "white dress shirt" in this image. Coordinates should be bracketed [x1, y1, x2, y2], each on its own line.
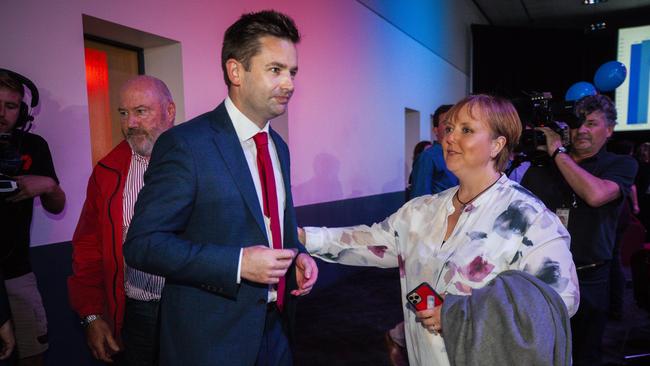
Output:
[123, 150, 165, 301]
[225, 97, 286, 302]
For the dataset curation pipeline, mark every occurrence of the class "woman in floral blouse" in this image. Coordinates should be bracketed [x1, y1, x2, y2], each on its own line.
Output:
[299, 94, 579, 366]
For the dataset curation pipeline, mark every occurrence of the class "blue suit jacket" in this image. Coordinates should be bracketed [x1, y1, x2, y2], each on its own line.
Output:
[409, 142, 458, 199]
[123, 103, 306, 366]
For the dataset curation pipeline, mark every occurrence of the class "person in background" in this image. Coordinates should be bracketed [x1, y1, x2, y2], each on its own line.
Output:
[521, 94, 637, 365]
[506, 152, 531, 183]
[607, 140, 639, 321]
[635, 142, 650, 238]
[408, 104, 457, 200]
[0, 69, 65, 366]
[405, 140, 431, 200]
[68, 75, 176, 365]
[413, 141, 432, 159]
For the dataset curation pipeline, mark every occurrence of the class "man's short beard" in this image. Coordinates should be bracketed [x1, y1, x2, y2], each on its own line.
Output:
[125, 130, 155, 156]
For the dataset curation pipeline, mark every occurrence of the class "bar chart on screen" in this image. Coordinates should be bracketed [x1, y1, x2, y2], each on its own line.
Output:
[617, 25, 650, 131]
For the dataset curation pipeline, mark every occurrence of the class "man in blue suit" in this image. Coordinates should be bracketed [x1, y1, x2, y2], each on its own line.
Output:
[124, 10, 318, 366]
[408, 104, 457, 200]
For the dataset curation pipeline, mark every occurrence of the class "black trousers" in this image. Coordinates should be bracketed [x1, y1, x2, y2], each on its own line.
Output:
[609, 242, 625, 315]
[571, 262, 610, 366]
[119, 298, 161, 366]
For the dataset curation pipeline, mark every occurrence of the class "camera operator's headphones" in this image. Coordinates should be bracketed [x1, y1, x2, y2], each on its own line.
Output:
[0, 68, 40, 131]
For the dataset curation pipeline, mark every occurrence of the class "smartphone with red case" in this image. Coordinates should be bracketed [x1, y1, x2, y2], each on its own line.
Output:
[406, 282, 443, 311]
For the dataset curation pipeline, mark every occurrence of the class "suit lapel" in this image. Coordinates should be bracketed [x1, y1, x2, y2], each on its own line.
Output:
[210, 104, 266, 237]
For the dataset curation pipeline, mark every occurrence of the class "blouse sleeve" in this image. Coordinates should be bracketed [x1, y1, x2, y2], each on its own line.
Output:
[513, 208, 580, 317]
[303, 204, 410, 268]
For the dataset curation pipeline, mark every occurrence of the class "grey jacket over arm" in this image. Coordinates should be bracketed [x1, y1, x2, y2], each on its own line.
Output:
[442, 270, 572, 366]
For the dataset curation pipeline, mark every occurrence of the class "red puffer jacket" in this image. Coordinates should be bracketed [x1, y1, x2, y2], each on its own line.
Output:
[68, 141, 131, 338]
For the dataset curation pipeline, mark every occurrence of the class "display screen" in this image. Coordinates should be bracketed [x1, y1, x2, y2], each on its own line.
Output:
[616, 25, 650, 131]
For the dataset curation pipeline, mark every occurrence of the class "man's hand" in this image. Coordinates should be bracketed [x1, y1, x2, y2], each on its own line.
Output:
[536, 127, 563, 157]
[0, 320, 15, 360]
[6, 175, 57, 202]
[291, 253, 318, 296]
[415, 305, 443, 335]
[85, 318, 120, 363]
[7, 174, 65, 213]
[241, 246, 296, 284]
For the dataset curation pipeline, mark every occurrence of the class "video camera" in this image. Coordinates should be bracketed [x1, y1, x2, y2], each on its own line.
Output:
[0, 133, 21, 194]
[0, 133, 23, 174]
[513, 91, 579, 166]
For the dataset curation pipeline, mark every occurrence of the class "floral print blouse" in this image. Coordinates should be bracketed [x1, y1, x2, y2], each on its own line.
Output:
[304, 175, 579, 366]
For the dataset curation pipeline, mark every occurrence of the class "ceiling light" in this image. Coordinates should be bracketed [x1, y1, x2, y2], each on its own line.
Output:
[585, 21, 607, 33]
[583, 0, 608, 5]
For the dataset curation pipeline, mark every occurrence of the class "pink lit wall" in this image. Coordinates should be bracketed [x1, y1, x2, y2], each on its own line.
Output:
[1, 0, 485, 246]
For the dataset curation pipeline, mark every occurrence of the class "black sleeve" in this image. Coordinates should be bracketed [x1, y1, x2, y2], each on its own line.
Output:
[600, 154, 638, 202]
[23, 134, 59, 184]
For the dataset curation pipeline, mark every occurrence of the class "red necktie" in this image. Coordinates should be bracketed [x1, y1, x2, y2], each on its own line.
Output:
[253, 132, 285, 312]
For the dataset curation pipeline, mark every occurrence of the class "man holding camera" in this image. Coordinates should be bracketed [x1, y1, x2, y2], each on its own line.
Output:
[0, 70, 66, 366]
[521, 94, 637, 366]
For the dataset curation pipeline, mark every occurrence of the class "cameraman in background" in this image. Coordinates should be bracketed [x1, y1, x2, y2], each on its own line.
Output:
[521, 94, 637, 366]
[0, 70, 65, 366]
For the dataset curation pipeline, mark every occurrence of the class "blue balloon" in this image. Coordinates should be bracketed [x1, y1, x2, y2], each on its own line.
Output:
[565, 81, 597, 102]
[593, 61, 627, 92]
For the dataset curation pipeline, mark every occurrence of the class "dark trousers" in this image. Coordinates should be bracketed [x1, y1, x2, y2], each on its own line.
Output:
[571, 262, 610, 366]
[609, 243, 625, 316]
[255, 305, 292, 366]
[121, 298, 160, 366]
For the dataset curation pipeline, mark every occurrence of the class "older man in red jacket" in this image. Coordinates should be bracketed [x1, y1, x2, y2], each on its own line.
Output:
[68, 75, 175, 365]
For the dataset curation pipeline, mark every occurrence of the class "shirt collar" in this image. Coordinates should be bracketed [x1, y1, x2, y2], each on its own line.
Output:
[573, 145, 607, 165]
[224, 96, 270, 143]
[130, 148, 149, 164]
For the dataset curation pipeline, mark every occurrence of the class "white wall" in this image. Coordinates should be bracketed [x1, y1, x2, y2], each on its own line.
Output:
[1, 0, 484, 245]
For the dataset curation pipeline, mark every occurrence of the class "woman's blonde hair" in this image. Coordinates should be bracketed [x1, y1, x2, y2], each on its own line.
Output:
[445, 94, 522, 172]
